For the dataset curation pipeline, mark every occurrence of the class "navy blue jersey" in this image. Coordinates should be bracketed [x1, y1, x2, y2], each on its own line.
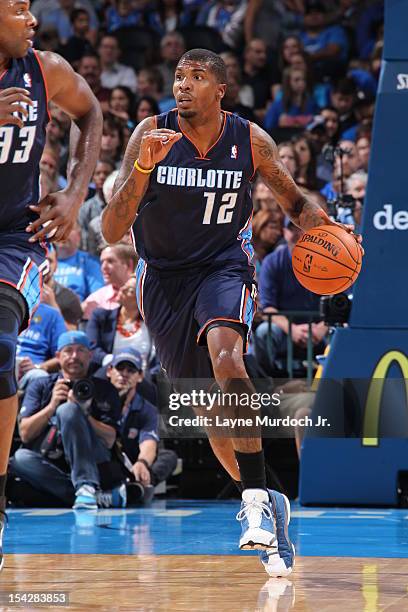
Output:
[0, 48, 49, 232]
[133, 110, 255, 270]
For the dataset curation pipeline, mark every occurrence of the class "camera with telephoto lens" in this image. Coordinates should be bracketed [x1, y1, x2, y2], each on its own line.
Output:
[67, 378, 95, 402]
[320, 293, 351, 326]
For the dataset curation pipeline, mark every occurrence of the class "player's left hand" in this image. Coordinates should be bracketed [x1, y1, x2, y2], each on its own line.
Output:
[26, 191, 79, 243]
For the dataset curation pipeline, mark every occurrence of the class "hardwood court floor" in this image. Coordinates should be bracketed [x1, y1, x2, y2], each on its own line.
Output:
[2, 503, 408, 610]
[2, 554, 408, 611]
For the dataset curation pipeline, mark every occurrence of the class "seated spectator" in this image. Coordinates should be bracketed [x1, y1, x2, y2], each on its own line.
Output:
[16, 301, 67, 385]
[106, 0, 147, 32]
[55, 223, 104, 302]
[242, 39, 275, 121]
[320, 106, 340, 145]
[221, 74, 257, 123]
[252, 218, 327, 376]
[108, 86, 136, 125]
[252, 209, 284, 278]
[58, 8, 94, 66]
[135, 96, 161, 125]
[220, 51, 254, 108]
[33, 0, 99, 43]
[155, 32, 186, 98]
[78, 53, 111, 113]
[87, 274, 155, 374]
[337, 169, 367, 230]
[78, 159, 116, 252]
[11, 332, 122, 509]
[278, 49, 331, 109]
[278, 141, 299, 178]
[82, 244, 138, 320]
[264, 66, 319, 132]
[106, 349, 177, 501]
[36, 25, 61, 53]
[276, 35, 303, 80]
[48, 103, 71, 172]
[39, 145, 65, 196]
[342, 90, 375, 141]
[136, 68, 172, 113]
[100, 114, 124, 165]
[40, 0, 99, 45]
[147, 0, 191, 36]
[292, 132, 325, 191]
[98, 35, 138, 93]
[300, 0, 349, 80]
[320, 138, 361, 201]
[252, 179, 284, 215]
[87, 170, 119, 256]
[356, 129, 371, 172]
[330, 77, 358, 137]
[42, 245, 83, 329]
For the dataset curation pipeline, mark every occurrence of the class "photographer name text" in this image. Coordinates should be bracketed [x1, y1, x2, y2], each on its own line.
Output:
[167, 415, 330, 428]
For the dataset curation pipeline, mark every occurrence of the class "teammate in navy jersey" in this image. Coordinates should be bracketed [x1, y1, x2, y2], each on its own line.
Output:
[0, 0, 102, 570]
[102, 49, 361, 576]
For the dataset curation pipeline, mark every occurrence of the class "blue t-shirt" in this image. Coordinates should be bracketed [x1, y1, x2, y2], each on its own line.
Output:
[55, 250, 104, 302]
[300, 25, 349, 63]
[264, 97, 319, 131]
[259, 244, 320, 319]
[17, 303, 67, 363]
[118, 393, 159, 463]
[320, 181, 337, 201]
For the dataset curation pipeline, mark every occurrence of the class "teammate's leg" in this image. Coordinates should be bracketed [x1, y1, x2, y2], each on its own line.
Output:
[0, 285, 26, 570]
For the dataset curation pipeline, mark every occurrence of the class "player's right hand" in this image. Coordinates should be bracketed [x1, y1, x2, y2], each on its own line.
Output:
[0, 87, 33, 129]
[138, 128, 183, 169]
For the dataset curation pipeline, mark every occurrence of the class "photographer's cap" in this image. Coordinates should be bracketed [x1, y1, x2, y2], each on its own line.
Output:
[111, 348, 143, 371]
[57, 331, 91, 351]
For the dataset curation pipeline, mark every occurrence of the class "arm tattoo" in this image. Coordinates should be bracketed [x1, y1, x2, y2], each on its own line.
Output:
[251, 123, 329, 229]
[102, 118, 154, 243]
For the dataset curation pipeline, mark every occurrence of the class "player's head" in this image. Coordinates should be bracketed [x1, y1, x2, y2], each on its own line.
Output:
[0, 0, 37, 58]
[174, 48, 227, 119]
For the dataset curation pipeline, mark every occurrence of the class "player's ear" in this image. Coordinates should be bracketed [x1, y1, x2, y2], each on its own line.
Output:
[217, 84, 226, 100]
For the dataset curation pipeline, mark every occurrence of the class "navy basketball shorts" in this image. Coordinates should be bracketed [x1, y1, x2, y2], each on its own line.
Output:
[136, 259, 257, 382]
[0, 231, 48, 330]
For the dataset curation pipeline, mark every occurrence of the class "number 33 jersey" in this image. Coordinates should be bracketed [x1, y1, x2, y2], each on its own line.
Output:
[0, 48, 48, 232]
[133, 110, 255, 271]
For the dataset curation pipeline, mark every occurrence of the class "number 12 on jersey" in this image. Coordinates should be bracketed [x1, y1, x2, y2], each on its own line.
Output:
[202, 192, 238, 225]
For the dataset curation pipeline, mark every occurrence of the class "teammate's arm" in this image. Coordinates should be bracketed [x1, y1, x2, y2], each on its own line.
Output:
[102, 118, 182, 244]
[251, 123, 331, 231]
[26, 51, 103, 243]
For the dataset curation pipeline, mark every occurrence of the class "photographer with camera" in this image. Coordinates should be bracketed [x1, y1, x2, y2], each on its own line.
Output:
[106, 348, 177, 504]
[9, 331, 123, 510]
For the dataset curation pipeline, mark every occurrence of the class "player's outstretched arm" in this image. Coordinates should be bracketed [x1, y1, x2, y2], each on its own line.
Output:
[26, 51, 103, 243]
[102, 119, 182, 244]
[251, 123, 332, 231]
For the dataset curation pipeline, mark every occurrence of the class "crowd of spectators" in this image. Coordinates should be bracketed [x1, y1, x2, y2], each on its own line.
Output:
[7, 0, 383, 506]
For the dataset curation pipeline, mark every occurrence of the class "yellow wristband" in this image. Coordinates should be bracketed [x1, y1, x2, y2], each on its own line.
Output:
[134, 159, 155, 174]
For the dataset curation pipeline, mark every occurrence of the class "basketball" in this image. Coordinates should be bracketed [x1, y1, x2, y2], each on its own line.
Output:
[292, 225, 362, 295]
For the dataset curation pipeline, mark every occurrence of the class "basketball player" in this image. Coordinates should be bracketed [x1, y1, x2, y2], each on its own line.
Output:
[0, 0, 102, 570]
[102, 49, 360, 576]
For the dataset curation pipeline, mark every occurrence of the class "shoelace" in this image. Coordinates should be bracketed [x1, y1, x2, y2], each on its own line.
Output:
[236, 500, 273, 522]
